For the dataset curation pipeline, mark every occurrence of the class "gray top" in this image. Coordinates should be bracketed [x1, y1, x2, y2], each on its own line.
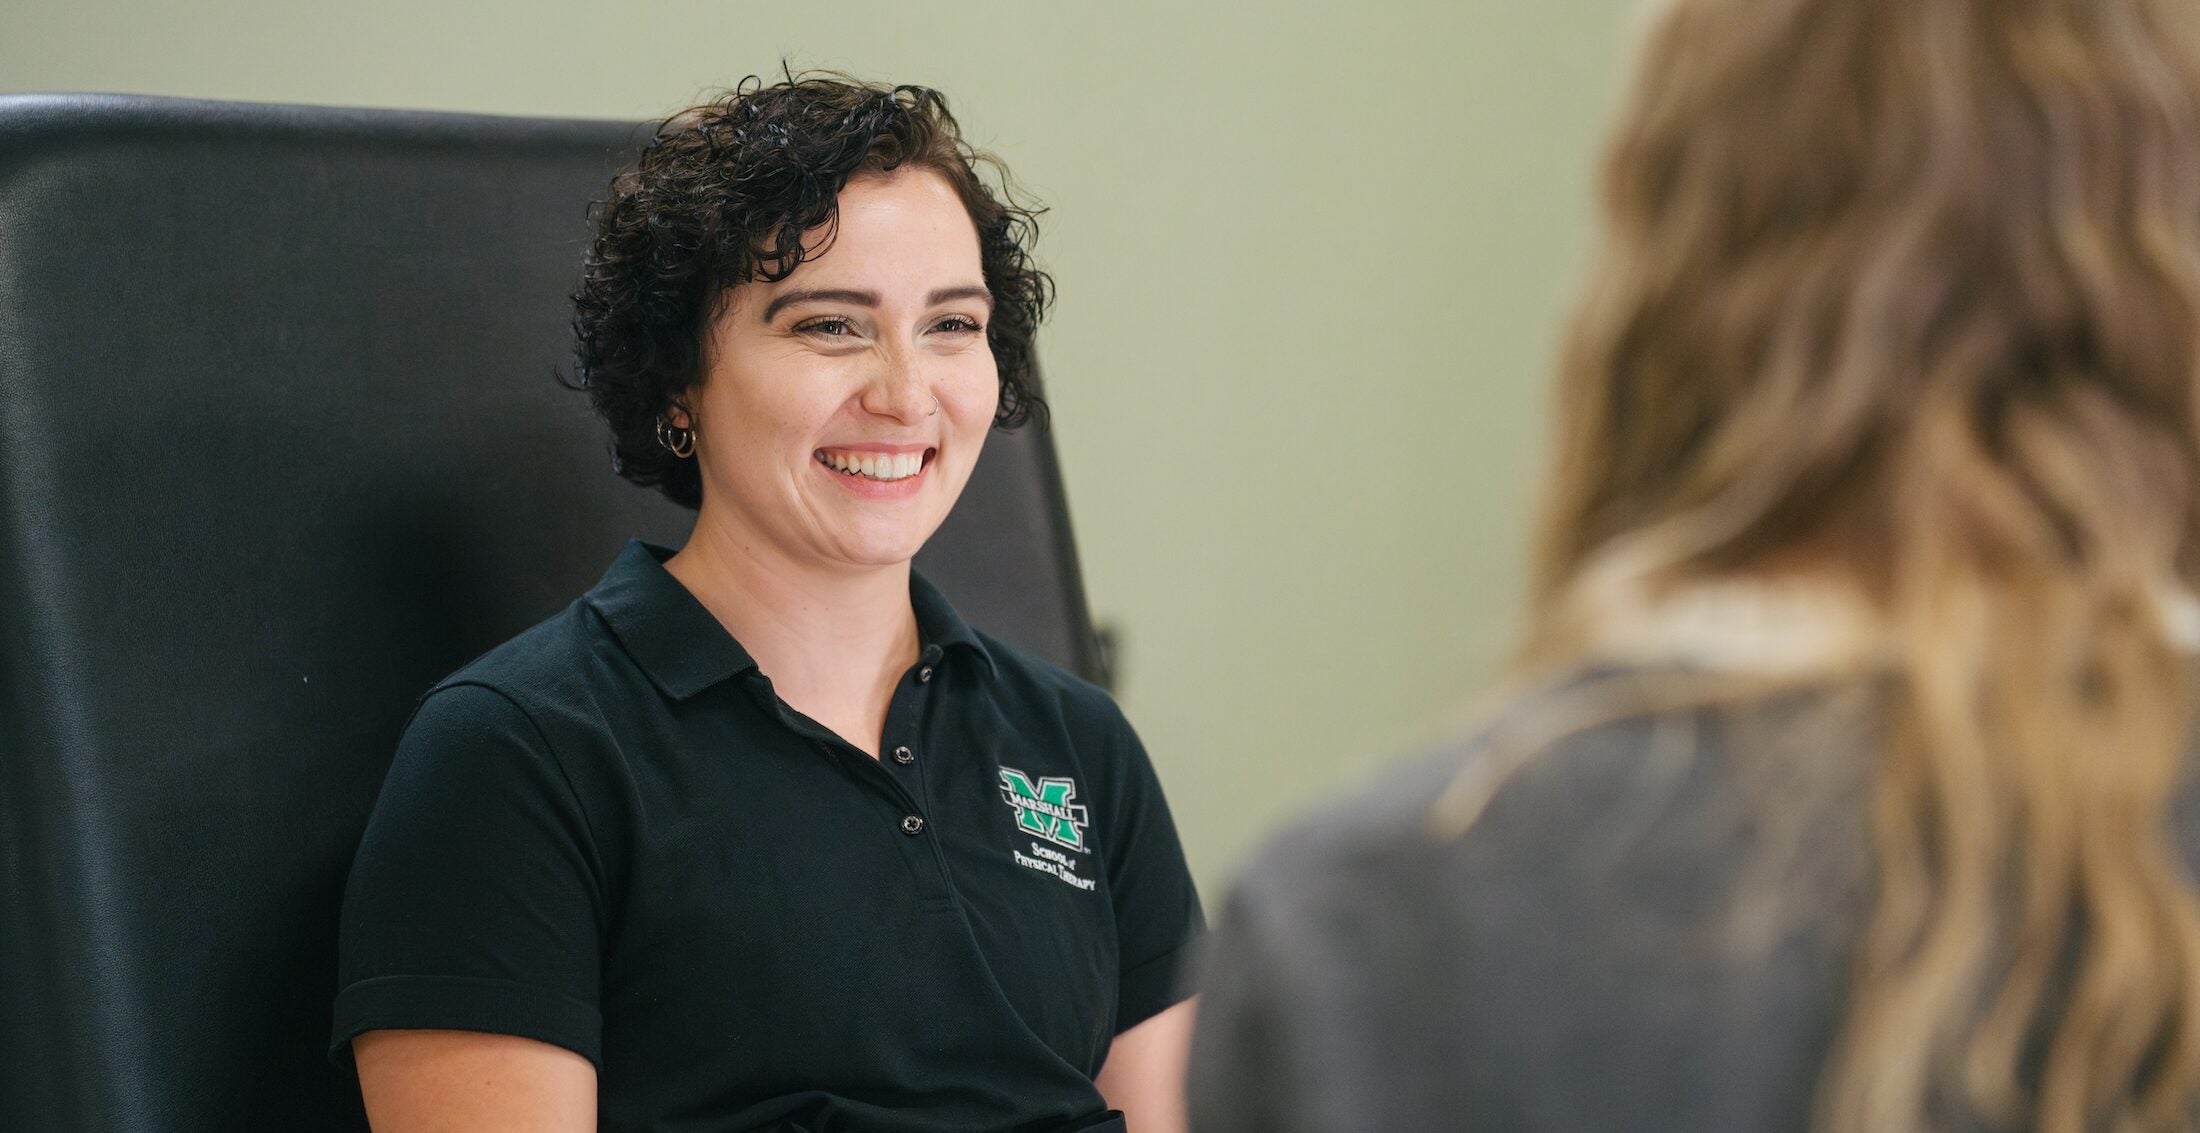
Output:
[1185, 671, 2199, 1132]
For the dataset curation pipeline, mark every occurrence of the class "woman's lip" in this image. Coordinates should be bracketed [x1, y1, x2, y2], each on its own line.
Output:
[818, 461, 929, 495]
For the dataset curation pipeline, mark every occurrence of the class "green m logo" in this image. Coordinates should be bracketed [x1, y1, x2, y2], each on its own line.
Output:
[999, 767, 1091, 852]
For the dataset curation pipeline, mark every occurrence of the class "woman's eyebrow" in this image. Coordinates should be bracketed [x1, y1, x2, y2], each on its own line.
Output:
[759, 285, 991, 322]
[761, 288, 878, 321]
[929, 285, 993, 309]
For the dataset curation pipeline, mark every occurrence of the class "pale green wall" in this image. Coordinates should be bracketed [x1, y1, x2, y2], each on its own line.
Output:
[2, 0, 1633, 892]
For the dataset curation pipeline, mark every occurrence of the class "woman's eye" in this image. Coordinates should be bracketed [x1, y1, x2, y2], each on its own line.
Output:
[797, 317, 854, 337]
[934, 315, 984, 334]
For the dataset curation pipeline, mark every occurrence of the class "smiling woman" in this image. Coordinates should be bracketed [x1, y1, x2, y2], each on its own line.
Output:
[671, 171, 1000, 574]
[329, 75, 1204, 1133]
[570, 74, 1048, 512]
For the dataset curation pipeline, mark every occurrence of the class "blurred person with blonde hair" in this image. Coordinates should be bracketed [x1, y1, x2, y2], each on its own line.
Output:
[1186, 0, 2200, 1129]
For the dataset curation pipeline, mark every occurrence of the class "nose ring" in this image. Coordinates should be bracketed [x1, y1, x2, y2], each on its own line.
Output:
[927, 395, 940, 417]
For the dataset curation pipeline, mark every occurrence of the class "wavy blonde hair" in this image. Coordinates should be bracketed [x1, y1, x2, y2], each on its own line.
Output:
[1526, 0, 2200, 1128]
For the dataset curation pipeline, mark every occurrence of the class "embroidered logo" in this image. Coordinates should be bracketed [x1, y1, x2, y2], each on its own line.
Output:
[999, 767, 1091, 853]
[1003, 765, 1098, 892]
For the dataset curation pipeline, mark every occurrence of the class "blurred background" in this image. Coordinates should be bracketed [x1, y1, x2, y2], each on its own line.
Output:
[1, 0, 1634, 892]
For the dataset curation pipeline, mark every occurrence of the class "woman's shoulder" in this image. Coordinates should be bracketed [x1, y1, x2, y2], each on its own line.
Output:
[386, 598, 653, 821]
[1230, 669, 1878, 946]
[1196, 673, 1880, 1130]
[419, 597, 626, 724]
[969, 627, 1129, 728]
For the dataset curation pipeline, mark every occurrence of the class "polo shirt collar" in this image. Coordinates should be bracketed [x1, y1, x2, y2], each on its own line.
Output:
[910, 570, 997, 676]
[586, 541, 759, 701]
[589, 540, 997, 700]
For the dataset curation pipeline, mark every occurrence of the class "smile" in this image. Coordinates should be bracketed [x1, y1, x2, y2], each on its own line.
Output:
[816, 448, 933, 482]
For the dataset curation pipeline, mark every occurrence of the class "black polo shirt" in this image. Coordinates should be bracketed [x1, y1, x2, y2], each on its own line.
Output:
[332, 541, 1204, 1133]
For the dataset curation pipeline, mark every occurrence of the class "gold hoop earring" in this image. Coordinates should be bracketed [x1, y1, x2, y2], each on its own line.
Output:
[656, 415, 696, 459]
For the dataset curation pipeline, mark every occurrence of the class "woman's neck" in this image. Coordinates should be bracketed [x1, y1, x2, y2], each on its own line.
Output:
[663, 516, 919, 757]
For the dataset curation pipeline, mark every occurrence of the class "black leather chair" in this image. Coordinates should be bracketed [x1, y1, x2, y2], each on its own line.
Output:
[0, 93, 1104, 1133]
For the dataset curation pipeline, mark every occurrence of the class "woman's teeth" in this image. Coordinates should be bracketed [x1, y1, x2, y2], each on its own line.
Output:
[818, 450, 925, 482]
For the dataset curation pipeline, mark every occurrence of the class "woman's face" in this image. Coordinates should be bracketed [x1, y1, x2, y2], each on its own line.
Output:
[680, 168, 1000, 574]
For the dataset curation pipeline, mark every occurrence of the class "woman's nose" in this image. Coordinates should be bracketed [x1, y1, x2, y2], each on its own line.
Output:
[859, 348, 933, 423]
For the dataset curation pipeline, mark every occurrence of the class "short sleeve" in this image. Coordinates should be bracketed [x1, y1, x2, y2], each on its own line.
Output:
[1098, 711, 1206, 1033]
[330, 682, 608, 1068]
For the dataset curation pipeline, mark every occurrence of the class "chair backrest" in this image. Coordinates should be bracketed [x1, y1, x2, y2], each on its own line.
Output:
[0, 93, 1103, 1133]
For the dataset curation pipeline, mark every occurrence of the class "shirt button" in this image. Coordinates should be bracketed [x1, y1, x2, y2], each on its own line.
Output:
[893, 745, 915, 764]
[901, 815, 926, 835]
[918, 666, 934, 683]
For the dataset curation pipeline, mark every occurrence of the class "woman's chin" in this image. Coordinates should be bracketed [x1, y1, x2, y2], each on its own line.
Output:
[817, 524, 946, 573]
[804, 473, 963, 570]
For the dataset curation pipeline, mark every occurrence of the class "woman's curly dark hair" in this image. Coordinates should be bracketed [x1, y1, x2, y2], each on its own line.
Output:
[571, 72, 1053, 508]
